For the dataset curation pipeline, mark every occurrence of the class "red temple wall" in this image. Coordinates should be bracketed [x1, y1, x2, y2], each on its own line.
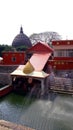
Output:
[54, 57, 73, 61]
[2, 52, 25, 65]
[48, 60, 73, 70]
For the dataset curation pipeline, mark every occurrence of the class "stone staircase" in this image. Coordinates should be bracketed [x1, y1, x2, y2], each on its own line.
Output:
[55, 70, 73, 78]
[47, 74, 73, 93]
[0, 65, 18, 86]
[0, 73, 12, 86]
[0, 65, 18, 73]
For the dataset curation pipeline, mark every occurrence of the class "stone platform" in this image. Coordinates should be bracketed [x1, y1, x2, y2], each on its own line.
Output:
[0, 120, 35, 130]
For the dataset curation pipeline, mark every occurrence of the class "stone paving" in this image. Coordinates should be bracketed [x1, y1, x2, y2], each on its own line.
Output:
[0, 120, 35, 130]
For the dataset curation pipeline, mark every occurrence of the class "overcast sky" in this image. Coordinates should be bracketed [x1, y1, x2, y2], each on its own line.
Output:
[0, 0, 73, 45]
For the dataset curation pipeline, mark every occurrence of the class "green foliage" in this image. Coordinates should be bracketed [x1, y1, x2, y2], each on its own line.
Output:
[16, 45, 28, 51]
[0, 44, 28, 56]
[0, 44, 14, 56]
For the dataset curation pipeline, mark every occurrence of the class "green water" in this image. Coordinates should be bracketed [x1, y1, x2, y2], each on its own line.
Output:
[0, 92, 73, 130]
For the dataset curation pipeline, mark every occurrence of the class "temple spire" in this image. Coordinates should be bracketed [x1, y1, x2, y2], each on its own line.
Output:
[20, 26, 23, 34]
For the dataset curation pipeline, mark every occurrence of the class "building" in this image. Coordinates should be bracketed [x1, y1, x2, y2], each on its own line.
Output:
[1, 27, 32, 65]
[48, 40, 73, 78]
[2, 51, 26, 65]
[1, 26, 73, 69]
[12, 26, 32, 49]
[11, 42, 53, 95]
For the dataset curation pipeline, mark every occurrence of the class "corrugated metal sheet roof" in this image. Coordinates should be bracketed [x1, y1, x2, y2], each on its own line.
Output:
[30, 53, 51, 71]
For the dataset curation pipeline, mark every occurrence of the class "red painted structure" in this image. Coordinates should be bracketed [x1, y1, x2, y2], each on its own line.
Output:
[2, 51, 26, 65]
[49, 40, 73, 70]
[30, 53, 51, 71]
[0, 85, 12, 97]
[27, 42, 53, 53]
[0, 40, 73, 71]
[11, 42, 53, 95]
[27, 42, 53, 71]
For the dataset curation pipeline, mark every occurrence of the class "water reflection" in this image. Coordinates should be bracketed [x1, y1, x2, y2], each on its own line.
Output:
[0, 92, 73, 130]
[48, 96, 73, 130]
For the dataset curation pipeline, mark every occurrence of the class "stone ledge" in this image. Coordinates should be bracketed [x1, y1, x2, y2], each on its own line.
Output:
[0, 120, 35, 130]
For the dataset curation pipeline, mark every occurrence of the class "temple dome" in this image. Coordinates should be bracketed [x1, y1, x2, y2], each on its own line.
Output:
[12, 27, 32, 48]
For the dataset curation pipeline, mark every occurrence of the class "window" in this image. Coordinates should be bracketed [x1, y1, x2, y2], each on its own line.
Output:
[68, 49, 73, 57]
[12, 57, 16, 62]
[57, 51, 62, 57]
[54, 49, 73, 57]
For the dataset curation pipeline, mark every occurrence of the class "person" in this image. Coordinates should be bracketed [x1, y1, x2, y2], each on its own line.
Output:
[26, 78, 34, 92]
[25, 78, 41, 98]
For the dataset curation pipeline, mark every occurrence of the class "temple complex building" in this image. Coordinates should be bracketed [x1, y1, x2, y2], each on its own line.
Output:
[0, 27, 73, 74]
[48, 40, 73, 77]
[12, 26, 32, 48]
[1, 26, 32, 65]
[52, 40, 73, 70]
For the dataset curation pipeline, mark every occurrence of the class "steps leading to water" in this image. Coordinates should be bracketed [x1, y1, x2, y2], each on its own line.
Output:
[47, 74, 73, 93]
[0, 120, 35, 130]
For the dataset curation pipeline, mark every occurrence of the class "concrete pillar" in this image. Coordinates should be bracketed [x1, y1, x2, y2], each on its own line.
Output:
[41, 79, 45, 95]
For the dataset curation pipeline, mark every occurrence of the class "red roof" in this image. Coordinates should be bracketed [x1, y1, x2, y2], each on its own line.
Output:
[52, 40, 73, 46]
[27, 42, 53, 53]
[30, 53, 51, 71]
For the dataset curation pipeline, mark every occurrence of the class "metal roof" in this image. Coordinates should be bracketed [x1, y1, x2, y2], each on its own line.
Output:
[30, 53, 51, 71]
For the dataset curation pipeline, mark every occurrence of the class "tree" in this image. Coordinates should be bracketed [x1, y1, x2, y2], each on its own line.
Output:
[30, 31, 62, 45]
[0, 45, 14, 56]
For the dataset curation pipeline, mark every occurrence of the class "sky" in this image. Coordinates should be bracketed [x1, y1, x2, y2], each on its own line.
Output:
[0, 0, 73, 45]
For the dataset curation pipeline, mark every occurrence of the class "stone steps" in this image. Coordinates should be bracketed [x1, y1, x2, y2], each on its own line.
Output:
[48, 76, 73, 91]
[0, 120, 35, 130]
